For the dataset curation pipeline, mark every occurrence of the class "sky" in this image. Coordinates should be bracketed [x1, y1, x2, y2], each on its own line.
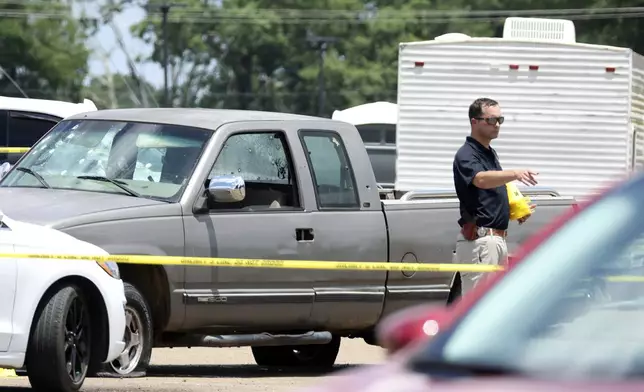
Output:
[73, 1, 164, 88]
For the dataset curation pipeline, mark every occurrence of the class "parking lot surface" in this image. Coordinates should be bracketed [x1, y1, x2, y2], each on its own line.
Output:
[0, 338, 385, 391]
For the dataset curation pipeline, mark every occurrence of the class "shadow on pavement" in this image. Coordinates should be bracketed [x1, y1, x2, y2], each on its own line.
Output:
[144, 363, 359, 378]
[0, 363, 361, 388]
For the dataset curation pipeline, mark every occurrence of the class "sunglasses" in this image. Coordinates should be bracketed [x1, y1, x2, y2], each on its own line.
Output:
[475, 116, 504, 125]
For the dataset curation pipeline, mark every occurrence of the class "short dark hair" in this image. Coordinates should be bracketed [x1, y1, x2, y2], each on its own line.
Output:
[469, 98, 499, 120]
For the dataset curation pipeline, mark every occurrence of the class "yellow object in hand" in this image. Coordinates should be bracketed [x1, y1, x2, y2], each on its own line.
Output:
[506, 182, 532, 221]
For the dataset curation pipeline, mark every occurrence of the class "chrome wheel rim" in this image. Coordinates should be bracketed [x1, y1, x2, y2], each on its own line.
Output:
[110, 305, 144, 374]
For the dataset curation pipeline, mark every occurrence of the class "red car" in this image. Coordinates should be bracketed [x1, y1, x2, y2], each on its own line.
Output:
[300, 172, 644, 392]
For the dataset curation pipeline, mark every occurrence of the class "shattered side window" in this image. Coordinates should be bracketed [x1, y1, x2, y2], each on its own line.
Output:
[209, 132, 291, 184]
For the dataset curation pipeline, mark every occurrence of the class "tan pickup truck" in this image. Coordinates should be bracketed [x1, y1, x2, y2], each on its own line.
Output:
[0, 108, 576, 377]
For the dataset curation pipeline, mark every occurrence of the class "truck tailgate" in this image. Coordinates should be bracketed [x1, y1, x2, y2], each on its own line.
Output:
[381, 198, 460, 318]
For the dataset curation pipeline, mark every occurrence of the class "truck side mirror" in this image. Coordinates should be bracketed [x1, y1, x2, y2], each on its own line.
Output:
[207, 175, 246, 203]
[0, 162, 12, 178]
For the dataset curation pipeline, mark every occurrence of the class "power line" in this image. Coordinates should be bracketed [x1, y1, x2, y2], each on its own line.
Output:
[2, 5, 644, 20]
[2, 0, 644, 27]
[1, 1, 644, 18]
[2, 10, 644, 24]
[146, 12, 644, 24]
[144, 6, 644, 19]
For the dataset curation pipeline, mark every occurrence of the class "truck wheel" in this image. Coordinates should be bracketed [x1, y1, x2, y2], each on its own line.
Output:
[251, 335, 341, 368]
[26, 284, 92, 392]
[94, 282, 153, 378]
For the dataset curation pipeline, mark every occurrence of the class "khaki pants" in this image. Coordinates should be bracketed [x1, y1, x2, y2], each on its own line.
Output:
[453, 232, 508, 295]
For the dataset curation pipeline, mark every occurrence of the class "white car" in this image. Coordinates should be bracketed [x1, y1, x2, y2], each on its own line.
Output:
[0, 211, 126, 392]
[0, 95, 98, 166]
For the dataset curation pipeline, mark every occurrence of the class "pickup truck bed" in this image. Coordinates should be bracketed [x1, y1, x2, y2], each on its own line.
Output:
[382, 189, 575, 311]
[0, 107, 577, 377]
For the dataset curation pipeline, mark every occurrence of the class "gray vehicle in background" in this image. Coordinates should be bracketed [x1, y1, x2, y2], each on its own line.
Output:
[0, 108, 577, 377]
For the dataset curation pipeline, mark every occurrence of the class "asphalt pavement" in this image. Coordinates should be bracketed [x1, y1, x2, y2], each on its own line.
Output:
[0, 338, 385, 392]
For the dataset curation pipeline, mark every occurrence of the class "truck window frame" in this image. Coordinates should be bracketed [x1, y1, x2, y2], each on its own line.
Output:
[0, 110, 7, 146]
[297, 129, 361, 211]
[205, 129, 304, 213]
[7, 110, 60, 147]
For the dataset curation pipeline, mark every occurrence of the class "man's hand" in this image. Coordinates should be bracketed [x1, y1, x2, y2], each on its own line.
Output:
[518, 203, 536, 225]
[513, 169, 539, 186]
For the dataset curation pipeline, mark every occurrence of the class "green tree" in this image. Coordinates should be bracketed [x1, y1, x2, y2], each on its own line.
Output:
[130, 0, 501, 114]
[128, 0, 644, 115]
[0, 0, 91, 102]
[85, 72, 161, 109]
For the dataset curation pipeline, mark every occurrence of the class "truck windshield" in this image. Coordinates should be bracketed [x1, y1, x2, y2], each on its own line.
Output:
[0, 119, 212, 202]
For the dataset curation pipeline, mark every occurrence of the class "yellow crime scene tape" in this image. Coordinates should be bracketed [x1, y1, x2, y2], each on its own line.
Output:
[604, 275, 644, 283]
[0, 253, 504, 272]
[0, 147, 30, 153]
[1, 253, 644, 281]
[0, 252, 491, 377]
[0, 253, 499, 378]
[0, 252, 641, 378]
[0, 368, 17, 377]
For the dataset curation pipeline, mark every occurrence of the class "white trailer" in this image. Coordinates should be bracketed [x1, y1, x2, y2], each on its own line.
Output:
[395, 17, 644, 201]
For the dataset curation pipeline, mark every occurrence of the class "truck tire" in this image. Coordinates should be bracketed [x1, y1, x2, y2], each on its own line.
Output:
[251, 335, 341, 368]
[26, 284, 92, 392]
[93, 282, 153, 378]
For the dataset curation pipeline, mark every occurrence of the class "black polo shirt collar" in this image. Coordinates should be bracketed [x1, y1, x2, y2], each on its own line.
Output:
[466, 136, 490, 152]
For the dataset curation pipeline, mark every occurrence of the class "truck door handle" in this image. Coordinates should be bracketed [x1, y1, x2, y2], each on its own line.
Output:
[296, 228, 314, 242]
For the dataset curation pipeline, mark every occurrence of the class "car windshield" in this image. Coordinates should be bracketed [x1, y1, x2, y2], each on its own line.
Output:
[409, 176, 644, 380]
[0, 119, 212, 202]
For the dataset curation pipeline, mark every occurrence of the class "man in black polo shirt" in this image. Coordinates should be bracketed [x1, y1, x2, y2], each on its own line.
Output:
[453, 97, 538, 293]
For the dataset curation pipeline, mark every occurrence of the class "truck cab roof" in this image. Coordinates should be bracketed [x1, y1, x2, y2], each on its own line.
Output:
[66, 107, 336, 131]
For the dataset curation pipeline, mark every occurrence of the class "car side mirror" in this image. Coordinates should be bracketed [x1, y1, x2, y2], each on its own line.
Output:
[376, 304, 450, 355]
[207, 175, 246, 203]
